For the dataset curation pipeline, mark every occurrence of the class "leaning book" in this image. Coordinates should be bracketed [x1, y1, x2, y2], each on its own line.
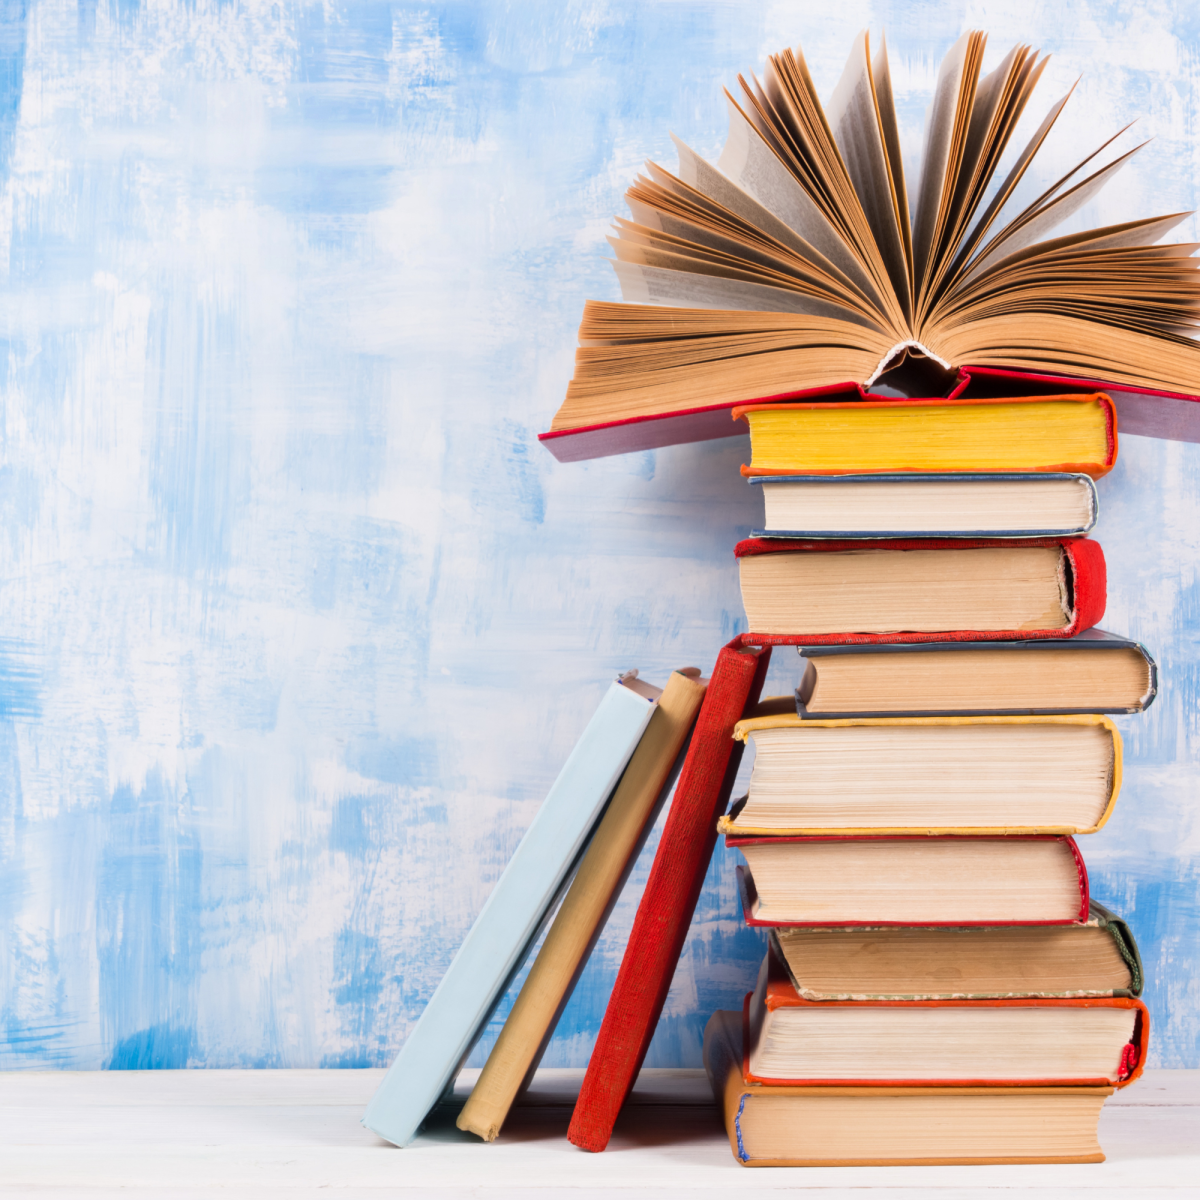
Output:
[361, 671, 661, 1147]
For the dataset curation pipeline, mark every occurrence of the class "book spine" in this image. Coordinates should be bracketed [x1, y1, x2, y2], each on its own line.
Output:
[566, 643, 770, 1152]
[1064, 536, 1107, 635]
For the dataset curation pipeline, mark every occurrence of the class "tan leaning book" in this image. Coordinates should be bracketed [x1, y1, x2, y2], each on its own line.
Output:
[704, 1009, 1113, 1166]
[457, 668, 707, 1142]
[544, 30, 1200, 462]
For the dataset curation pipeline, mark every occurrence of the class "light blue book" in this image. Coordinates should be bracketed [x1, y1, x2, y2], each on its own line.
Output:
[362, 672, 660, 1147]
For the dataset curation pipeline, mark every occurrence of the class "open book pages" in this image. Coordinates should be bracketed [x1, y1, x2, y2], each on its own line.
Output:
[551, 31, 1200, 433]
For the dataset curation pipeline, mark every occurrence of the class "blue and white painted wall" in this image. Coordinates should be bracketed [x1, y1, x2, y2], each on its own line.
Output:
[0, 0, 1197, 1071]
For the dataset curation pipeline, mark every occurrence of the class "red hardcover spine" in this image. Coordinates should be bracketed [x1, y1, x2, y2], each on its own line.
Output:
[733, 536, 1106, 645]
[566, 641, 770, 1152]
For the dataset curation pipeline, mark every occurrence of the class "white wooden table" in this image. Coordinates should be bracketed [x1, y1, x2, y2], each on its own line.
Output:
[0, 1067, 1196, 1197]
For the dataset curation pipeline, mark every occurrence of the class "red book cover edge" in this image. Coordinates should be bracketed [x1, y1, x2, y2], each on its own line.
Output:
[732, 537, 1106, 645]
[566, 639, 771, 1153]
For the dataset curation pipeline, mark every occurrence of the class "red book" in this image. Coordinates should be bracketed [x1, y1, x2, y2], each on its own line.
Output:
[538, 369, 1200, 463]
[566, 641, 771, 1153]
[734, 535, 1106, 646]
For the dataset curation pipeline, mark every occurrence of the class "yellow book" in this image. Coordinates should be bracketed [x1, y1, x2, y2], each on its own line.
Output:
[734, 394, 1116, 478]
[719, 713, 1121, 837]
[457, 668, 707, 1142]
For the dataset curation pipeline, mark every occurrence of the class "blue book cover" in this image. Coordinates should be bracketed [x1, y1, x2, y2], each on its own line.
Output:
[362, 674, 658, 1147]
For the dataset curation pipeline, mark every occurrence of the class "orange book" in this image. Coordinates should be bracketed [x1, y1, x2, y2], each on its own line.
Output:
[743, 944, 1147, 1089]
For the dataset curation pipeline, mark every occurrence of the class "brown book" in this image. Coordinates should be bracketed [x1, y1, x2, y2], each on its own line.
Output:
[704, 1009, 1113, 1166]
[791, 630, 1156, 718]
[768, 901, 1142, 1001]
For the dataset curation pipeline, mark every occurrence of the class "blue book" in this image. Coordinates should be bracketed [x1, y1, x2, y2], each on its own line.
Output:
[362, 672, 660, 1147]
[749, 472, 1099, 539]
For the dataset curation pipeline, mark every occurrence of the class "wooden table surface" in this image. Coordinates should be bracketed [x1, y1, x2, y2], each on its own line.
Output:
[0, 1066, 1196, 1197]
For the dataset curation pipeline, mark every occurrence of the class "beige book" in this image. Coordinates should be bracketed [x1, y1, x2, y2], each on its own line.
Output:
[704, 1009, 1113, 1166]
[456, 668, 707, 1141]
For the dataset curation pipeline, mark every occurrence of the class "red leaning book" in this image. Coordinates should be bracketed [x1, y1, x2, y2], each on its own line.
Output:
[744, 945, 1148, 1089]
[538, 368, 1200, 463]
[735, 535, 1106, 646]
[567, 640, 771, 1153]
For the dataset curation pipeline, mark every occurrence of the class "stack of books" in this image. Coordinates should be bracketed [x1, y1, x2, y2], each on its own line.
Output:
[364, 28, 1194, 1162]
[702, 392, 1153, 1166]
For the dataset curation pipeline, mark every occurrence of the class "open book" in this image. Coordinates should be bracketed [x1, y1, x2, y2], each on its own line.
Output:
[542, 31, 1200, 460]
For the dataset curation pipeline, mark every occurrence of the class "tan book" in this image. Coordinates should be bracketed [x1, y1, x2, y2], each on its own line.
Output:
[704, 1009, 1113, 1166]
[456, 668, 707, 1142]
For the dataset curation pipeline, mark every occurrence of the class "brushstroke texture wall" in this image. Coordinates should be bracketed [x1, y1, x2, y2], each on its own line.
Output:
[0, 0, 1197, 1070]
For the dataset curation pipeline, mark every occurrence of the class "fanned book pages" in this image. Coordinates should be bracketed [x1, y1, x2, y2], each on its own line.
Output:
[541, 31, 1200, 461]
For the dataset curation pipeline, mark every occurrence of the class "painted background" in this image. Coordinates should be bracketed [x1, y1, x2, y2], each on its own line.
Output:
[0, 0, 1197, 1072]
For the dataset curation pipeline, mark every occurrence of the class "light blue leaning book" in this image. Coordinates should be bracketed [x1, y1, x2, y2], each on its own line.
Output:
[362, 671, 660, 1147]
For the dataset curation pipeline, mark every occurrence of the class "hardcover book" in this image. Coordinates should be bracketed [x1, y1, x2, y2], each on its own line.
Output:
[751, 471, 1099, 539]
[744, 945, 1147, 1087]
[541, 31, 1200, 463]
[720, 712, 1122, 837]
[704, 1009, 1115, 1166]
[567, 642, 771, 1153]
[361, 672, 661, 1148]
[790, 628, 1156, 717]
[736, 535, 1106, 643]
[768, 901, 1143, 1002]
[731, 835, 1090, 926]
[737, 394, 1115, 477]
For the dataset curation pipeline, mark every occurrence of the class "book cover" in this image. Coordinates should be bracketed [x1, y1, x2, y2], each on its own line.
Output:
[750, 471, 1100, 540]
[734, 534, 1106, 645]
[768, 902, 1144, 1001]
[456, 669, 707, 1142]
[703, 1009, 1113, 1167]
[719, 712, 1122, 838]
[732, 835, 1091, 928]
[790, 628, 1157, 717]
[735, 394, 1116, 478]
[566, 641, 770, 1153]
[361, 674, 658, 1148]
[743, 950, 1148, 1088]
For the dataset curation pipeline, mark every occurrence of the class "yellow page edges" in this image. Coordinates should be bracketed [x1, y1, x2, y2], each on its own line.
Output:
[741, 399, 1112, 475]
[724, 713, 1122, 837]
